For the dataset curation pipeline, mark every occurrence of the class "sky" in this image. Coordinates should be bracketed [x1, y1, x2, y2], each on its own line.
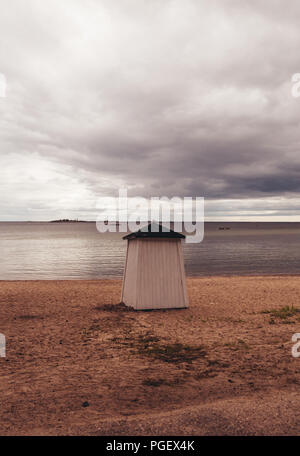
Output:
[1, 0, 300, 221]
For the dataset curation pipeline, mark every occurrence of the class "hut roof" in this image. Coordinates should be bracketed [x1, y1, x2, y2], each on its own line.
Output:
[123, 222, 185, 240]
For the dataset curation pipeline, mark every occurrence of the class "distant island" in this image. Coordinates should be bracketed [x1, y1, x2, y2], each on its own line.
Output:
[50, 219, 87, 223]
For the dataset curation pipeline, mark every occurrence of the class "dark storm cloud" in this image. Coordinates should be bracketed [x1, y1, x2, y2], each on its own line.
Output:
[1, 0, 300, 220]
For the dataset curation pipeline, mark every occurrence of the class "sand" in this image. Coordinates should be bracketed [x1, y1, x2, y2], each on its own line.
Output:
[0, 276, 300, 436]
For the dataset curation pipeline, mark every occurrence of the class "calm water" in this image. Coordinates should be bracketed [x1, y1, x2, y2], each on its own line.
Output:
[0, 222, 300, 280]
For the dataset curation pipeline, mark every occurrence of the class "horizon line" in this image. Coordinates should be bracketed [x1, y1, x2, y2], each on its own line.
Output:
[1, 220, 300, 223]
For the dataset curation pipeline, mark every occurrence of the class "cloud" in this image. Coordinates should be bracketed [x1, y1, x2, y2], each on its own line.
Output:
[0, 0, 300, 220]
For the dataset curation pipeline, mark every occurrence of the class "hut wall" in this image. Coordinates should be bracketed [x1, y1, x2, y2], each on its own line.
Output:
[122, 238, 188, 310]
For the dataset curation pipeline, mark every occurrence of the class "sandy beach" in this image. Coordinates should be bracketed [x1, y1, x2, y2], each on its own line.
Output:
[1, 276, 300, 436]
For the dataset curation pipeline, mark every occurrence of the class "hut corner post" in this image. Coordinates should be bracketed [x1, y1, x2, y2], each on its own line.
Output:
[120, 239, 129, 305]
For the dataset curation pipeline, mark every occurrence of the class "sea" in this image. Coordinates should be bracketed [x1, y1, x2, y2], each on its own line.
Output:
[0, 222, 300, 280]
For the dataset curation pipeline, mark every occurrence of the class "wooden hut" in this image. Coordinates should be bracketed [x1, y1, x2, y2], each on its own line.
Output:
[121, 222, 189, 310]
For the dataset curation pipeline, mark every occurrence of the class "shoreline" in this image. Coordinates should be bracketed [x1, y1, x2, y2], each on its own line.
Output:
[1, 276, 300, 435]
[1, 272, 300, 283]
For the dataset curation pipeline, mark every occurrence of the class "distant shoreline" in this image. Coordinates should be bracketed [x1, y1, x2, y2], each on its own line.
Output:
[50, 219, 89, 223]
[1, 273, 300, 282]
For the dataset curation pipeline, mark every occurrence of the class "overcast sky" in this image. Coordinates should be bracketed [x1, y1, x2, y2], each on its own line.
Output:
[1, 0, 300, 221]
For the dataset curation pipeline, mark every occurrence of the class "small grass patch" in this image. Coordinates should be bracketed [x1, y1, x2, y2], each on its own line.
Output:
[138, 340, 206, 363]
[18, 314, 43, 320]
[222, 317, 246, 323]
[261, 306, 300, 320]
[137, 334, 161, 345]
[207, 359, 230, 368]
[224, 339, 249, 351]
[142, 377, 185, 387]
[194, 369, 218, 379]
[112, 332, 206, 363]
[143, 378, 167, 387]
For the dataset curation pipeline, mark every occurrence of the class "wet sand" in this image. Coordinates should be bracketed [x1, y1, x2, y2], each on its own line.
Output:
[0, 276, 300, 435]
